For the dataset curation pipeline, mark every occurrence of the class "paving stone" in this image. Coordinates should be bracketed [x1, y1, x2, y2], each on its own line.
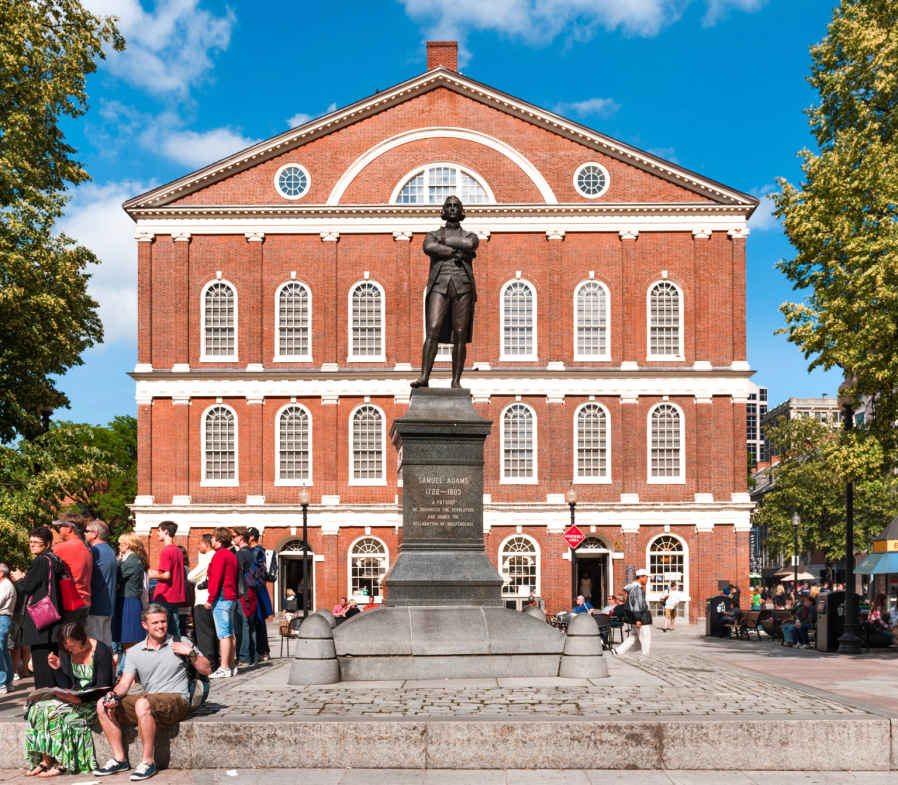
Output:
[506, 771, 591, 785]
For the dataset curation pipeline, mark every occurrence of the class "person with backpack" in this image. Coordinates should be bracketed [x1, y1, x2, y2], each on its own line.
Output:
[246, 528, 273, 662]
[205, 528, 239, 679]
[232, 529, 259, 667]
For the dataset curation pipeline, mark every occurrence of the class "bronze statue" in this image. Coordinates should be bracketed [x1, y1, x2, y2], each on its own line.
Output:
[411, 195, 479, 389]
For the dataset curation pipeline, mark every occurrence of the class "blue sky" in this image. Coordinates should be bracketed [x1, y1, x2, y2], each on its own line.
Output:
[55, 0, 842, 426]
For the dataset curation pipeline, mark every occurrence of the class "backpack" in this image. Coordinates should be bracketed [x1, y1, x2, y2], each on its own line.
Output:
[264, 549, 278, 583]
[244, 548, 267, 590]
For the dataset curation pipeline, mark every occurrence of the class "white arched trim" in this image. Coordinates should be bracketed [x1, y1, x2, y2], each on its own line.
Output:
[348, 402, 387, 486]
[573, 279, 611, 361]
[200, 403, 238, 487]
[274, 402, 313, 486]
[646, 401, 686, 484]
[346, 535, 390, 604]
[497, 533, 541, 598]
[646, 278, 685, 362]
[644, 532, 690, 605]
[200, 278, 238, 362]
[273, 280, 313, 362]
[390, 161, 496, 204]
[347, 279, 386, 363]
[327, 127, 558, 205]
[499, 278, 538, 362]
[573, 401, 612, 484]
[499, 401, 538, 484]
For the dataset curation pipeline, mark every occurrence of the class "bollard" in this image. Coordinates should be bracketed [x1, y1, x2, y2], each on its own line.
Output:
[558, 612, 608, 678]
[287, 613, 340, 685]
[315, 608, 336, 628]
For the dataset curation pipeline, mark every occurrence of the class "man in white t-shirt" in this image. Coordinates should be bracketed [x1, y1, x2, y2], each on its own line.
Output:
[661, 582, 689, 631]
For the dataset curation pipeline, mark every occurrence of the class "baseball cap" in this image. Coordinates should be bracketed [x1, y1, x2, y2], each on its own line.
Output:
[246, 527, 260, 540]
[52, 519, 75, 530]
[635, 568, 650, 577]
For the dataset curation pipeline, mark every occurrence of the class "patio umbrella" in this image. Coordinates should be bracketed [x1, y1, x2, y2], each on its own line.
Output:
[779, 571, 816, 582]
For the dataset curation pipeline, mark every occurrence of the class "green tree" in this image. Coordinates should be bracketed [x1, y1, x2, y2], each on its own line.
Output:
[772, 0, 898, 451]
[0, 1, 123, 441]
[752, 417, 898, 561]
[0, 417, 135, 567]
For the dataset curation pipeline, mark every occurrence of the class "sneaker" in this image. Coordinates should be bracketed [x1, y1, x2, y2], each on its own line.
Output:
[231, 666, 238, 676]
[0, 685, 7, 695]
[130, 761, 158, 781]
[208, 666, 231, 679]
[12, 673, 20, 681]
[93, 758, 131, 776]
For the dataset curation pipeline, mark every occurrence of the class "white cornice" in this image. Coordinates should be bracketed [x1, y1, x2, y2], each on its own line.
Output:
[122, 68, 758, 214]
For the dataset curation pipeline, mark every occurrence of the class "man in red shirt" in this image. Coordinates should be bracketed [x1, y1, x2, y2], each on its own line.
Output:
[204, 527, 239, 679]
[53, 516, 92, 624]
[148, 521, 185, 636]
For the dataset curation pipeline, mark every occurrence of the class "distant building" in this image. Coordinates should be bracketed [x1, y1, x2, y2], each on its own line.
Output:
[746, 384, 768, 468]
[760, 395, 840, 461]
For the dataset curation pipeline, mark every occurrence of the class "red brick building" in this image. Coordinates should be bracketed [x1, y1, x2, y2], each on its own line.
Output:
[125, 42, 757, 621]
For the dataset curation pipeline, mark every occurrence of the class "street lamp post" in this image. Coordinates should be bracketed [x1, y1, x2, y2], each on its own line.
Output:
[792, 511, 800, 593]
[566, 484, 577, 605]
[298, 486, 311, 620]
[837, 400, 862, 654]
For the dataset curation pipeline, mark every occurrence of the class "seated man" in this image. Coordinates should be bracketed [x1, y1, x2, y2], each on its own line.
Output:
[571, 594, 595, 615]
[782, 595, 816, 648]
[93, 603, 212, 781]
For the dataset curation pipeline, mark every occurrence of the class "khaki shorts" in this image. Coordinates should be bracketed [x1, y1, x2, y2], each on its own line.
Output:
[117, 693, 190, 727]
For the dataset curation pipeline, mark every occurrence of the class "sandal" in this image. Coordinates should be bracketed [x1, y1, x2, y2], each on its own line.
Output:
[38, 765, 65, 778]
[25, 763, 48, 776]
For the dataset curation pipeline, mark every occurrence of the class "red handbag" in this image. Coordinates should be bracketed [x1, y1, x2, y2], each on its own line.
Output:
[26, 555, 62, 631]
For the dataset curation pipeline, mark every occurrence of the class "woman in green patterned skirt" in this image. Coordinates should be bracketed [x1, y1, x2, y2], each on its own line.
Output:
[25, 621, 114, 777]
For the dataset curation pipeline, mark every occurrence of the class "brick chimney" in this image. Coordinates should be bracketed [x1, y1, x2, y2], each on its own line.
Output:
[427, 41, 458, 71]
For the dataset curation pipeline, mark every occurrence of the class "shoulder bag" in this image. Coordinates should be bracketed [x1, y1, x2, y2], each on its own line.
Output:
[27, 554, 62, 631]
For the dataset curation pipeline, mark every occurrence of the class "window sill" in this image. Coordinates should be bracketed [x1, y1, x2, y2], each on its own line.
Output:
[199, 355, 239, 363]
[275, 479, 313, 487]
[499, 477, 538, 485]
[646, 477, 686, 485]
[272, 356, 313, 363]
[573, 354, 611, 362]
[572, 477, 612, 485]
[201, 479, 240, 487]
[499, 354, 539, 363]
[645, 355, 685, 363]
[347, 356, 387, 363]
[348, 478, 387, 486]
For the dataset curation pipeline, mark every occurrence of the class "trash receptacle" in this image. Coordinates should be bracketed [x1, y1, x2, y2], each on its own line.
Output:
[817, 591, 862, 651]
[705, 595, 733, 638]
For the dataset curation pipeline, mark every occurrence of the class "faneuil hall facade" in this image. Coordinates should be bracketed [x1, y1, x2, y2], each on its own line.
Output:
[126, 42, 758, 621]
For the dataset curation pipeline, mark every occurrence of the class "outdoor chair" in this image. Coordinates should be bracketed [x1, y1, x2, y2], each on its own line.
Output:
[279, 616, 303, 658]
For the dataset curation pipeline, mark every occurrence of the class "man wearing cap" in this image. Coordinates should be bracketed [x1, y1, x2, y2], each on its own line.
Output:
[246, 527, 273, 662]
[617, 568, 653, 657]
[53, 514, 92, 624]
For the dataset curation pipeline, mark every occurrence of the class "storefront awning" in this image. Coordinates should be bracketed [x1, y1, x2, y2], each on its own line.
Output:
[856, 552, 898, 575]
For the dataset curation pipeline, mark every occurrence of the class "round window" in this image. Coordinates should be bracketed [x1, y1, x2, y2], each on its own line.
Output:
[574, 162, 610, 198]
[275, 163, 310, 199]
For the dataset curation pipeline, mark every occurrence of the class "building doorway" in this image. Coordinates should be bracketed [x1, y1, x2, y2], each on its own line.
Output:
[276, 539, 315, 614]
[573, 538, 611, 609]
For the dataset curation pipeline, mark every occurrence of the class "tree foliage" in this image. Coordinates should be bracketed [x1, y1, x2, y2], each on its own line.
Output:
[772, 0, 898, 451]
[0, 416, 136, 568]
[0, 1, 123, 441]
[752, 417, 898, 561]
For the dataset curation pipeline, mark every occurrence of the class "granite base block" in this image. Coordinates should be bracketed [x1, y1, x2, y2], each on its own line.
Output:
[338, 654, 561, 681]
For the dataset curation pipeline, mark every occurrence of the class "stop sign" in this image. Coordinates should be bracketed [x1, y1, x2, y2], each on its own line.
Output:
[563, 525, 585, 549]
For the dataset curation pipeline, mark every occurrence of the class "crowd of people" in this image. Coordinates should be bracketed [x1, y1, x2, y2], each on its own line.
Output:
[1, 515, 277, 779]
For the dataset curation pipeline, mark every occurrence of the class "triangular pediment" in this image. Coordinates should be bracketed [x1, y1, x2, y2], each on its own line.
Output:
[124, 67, 757, 214]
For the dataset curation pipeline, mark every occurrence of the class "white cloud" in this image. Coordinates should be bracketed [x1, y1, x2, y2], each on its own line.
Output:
[287, 103, 338, 129]
[154, 127, 256, 168]
[748, 184, 780, 232]
[58, 181, 153, 345]
[553, 97, 620, 117]
[400, 0, 766, 51]
[84, 0, 235, 96]
[647, 146, 679, 163]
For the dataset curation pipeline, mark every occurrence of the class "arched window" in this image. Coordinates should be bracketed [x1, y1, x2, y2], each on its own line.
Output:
[202, 405, 237, 485]
[348, 281, 385, 361]
[574, 280, 610, 359]
[648, 403, 684, 483]
[348, 537, 388, 601]
[393, 163, 492, 204]
[574, 403, 610, 482]
[276, 404, 311, 485]
[501, 403, 537, 483]
[647, 534, 687, 596]
[501, 280, 537, 360]
[350, 404, 385, 484]
[499, 535, 539, 598]
[201, 280, 237, 360]
[275, 281, 311, 360]
[647, 280, 683, 359]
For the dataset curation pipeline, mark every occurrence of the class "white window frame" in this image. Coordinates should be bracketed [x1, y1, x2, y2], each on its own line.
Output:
[645, 533, 689, 607]
[274, 402, 313, 487]
[273, 280, 313, 362]
[348, 403, 387, 486]
[573, 161, 611, 199]
[573, 279, 611, 361]
[200, 403, 239, 487]
[389, 161, 496, 204]
[498, 533, 541, 598]
[422, 288, 452, 362]
[646, 279, 684, 362]
[573, 402, 612, 484]
[273, 162, 311, 200]
[646, 401, 686, 484]
[347, 280, 386, 363]
[200, 279, 238, 362]
[499, 279, 538, 362]
[346, 535, 390, 604]
[500, 402, 538, 484]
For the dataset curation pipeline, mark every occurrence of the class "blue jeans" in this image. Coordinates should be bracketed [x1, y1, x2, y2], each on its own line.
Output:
[0, 615, 12, 687]
[236, 602, 255, 664]
[782, 622, 807, 644]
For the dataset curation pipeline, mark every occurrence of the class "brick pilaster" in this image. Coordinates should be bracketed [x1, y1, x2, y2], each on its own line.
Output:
[547, 230, 564, 363]
[136, 234, 154, 366]
[245, 233, 264, 366]
[619, 230, 638, 364]
[729, 229, 748, 364]
[172, 233, 190, 367]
